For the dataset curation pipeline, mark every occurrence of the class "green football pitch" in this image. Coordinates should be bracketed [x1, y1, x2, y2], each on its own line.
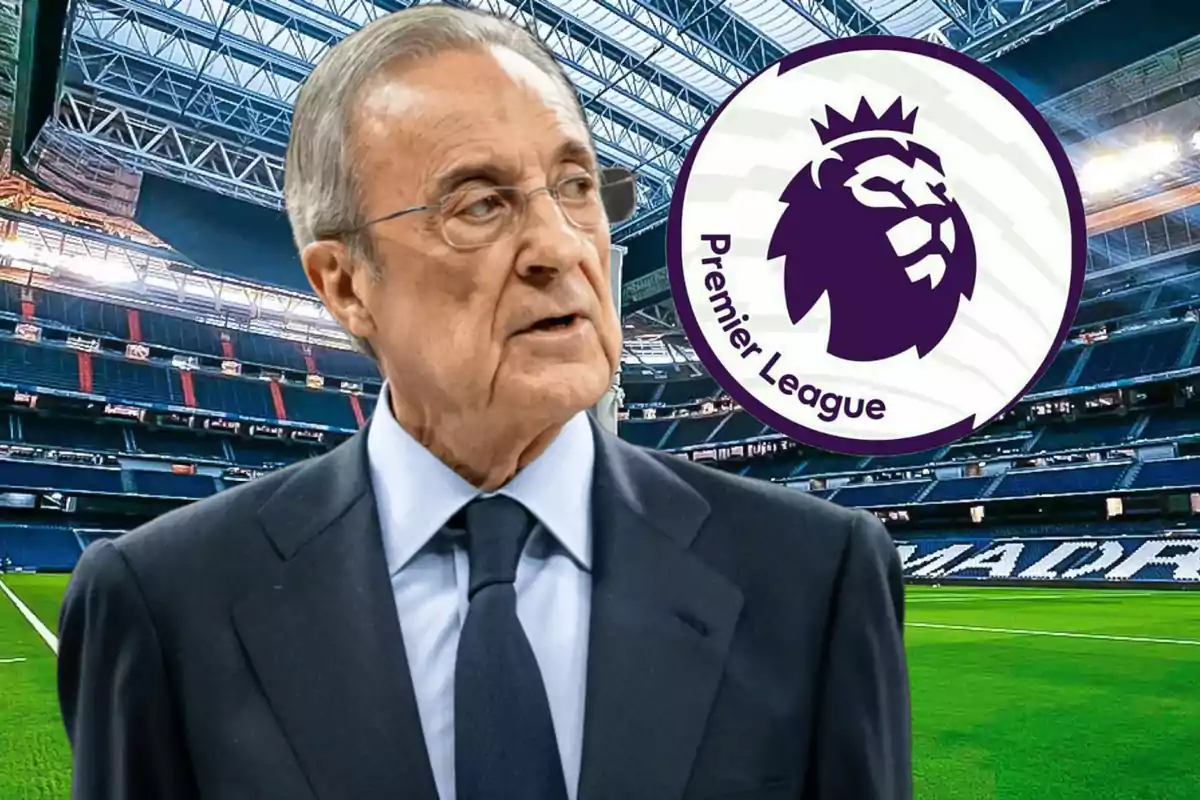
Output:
[1, 576, 1197, 799]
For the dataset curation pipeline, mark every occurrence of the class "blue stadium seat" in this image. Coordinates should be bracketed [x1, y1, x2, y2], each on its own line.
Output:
[0, 525, 82, 571]
[1072, 289, 1153, 328]
[658, 378, 718, 405]
[0, 281, 25, 316]
[618, 419, 671, 448]
[943, 437, 1027, 462]
[621, 382, 659, 405]
[660, 416, 722, 448]
[742, 454, 803, 481]
[1076, 327, 1188, 386]
[921, 476, 992, 502]
[39, 291, 127, 338]
[0, 460, 124, 493]
[17, 414, 128, 452]
[1034, 417, 1134, 451]
[192, 374, 276, 420]
[1140, 410, 1200, 440]
[234, 331, 308, 371]
[1130, 458, 1200, 489]
[716, 411, 769, 442]
[865, 449, 941, 469]
[314, 346, 379, 379]
[0, 340, 80, 392]
[140, 309, 224, 356]
[991, 464, 1127, 498]
[1030, 347, 1080, 392]
[834, 480, 927, 507]
[280, 384, 357, 428]
[90, 354, 180, 405]
[797, 452, 869, 476]
[132, 471, 219, 498]
[132, 427, 229, 461]
[230, 437, 323, 468]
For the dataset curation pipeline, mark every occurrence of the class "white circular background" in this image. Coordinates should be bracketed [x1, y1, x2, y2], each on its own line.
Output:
[678, 48, 1076, 442]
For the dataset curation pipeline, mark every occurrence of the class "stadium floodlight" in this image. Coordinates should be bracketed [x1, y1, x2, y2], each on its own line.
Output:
[0, 240, 137, 285]
[1078, 139, 1180, 195]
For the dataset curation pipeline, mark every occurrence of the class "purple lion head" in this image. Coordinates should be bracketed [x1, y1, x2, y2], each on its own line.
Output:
[767, 97, 976, 362]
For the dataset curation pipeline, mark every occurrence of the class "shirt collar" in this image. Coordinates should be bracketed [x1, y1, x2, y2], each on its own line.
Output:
[366, 383, 595, 576]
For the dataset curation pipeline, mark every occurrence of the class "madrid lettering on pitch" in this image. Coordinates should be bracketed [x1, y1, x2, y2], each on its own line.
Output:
[698, 234, 887, 423]
[897, 538, 1200, 582]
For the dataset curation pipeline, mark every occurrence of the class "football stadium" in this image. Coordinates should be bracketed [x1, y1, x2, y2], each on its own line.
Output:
[1, 0, 1199, 796]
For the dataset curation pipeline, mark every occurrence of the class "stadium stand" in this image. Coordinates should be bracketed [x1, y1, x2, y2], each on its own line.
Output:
[1, 29, 1200, 594]
[6, 258, 1200, 588]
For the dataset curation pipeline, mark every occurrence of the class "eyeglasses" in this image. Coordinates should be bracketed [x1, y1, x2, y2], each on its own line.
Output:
[335, 167, 637, 250]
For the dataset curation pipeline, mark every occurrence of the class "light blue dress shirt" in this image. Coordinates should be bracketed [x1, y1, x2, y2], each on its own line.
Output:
[366, 385, 594, 800]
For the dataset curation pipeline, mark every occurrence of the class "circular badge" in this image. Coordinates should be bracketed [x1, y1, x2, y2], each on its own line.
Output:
[667, 37, 1086, 456]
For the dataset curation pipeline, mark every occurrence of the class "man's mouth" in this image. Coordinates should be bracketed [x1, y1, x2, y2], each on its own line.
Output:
[520, 314, 581, 334]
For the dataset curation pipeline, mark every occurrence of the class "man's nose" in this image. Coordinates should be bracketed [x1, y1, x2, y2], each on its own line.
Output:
[515, 191, 584, 280]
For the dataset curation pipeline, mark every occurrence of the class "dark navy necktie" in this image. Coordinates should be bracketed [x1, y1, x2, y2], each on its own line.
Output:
[454, 495, 569, 800]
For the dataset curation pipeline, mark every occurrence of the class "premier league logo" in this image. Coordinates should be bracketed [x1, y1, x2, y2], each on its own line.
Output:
[667, 38, 1086, 456]
[770, 98, 977, 362]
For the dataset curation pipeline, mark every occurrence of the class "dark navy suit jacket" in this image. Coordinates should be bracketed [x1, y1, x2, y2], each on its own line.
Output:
[57, 419, 911, 799]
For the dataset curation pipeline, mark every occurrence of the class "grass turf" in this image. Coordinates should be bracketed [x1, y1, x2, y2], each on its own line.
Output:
[0, 578, 1197, 799]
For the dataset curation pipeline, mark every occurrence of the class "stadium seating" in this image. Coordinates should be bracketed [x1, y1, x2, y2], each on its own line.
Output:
[17, 414, 128, 452]
[0, 526, 84, 571]
[1076, 326, 1189, 385]
[0, 461, 124, 493]
[7, 267, 1200, 587]
[0, 339, 80, 389]
[0, 282, 380, 381]
[989, 463, 1129, 498]
[130, 470, 221, 499]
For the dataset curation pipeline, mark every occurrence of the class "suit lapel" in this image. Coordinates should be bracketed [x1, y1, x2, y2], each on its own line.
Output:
[232, 433, 439, 800]
[578, 427, 744, 800]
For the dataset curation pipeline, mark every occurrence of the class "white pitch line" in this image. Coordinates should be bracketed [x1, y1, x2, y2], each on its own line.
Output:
[908, 594, 1077, 603]
[908, 622, 1200, 647]
[0, 579, 58, 655]
[0, 657, 27, 664]
[906, 590, 1168, 603]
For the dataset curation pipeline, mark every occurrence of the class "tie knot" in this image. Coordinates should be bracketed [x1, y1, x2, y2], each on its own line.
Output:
[463, 495, 535, 598]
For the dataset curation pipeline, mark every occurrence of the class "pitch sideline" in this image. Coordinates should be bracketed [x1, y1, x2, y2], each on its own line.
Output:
[0, 578, 59, 655]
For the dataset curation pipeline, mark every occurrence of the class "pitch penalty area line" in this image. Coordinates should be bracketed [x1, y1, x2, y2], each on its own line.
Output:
[907, 621, 1200, 647]
[0, 578, 58, 655]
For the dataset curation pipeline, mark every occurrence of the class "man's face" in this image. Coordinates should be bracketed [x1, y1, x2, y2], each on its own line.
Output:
[342, 46, 620, 428]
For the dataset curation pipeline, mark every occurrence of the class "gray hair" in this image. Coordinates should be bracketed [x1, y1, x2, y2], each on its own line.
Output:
[284, 4, 583, 361]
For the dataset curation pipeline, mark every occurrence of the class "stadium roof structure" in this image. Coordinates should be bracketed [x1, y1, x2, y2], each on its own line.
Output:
[9, 0, 1200, 370]
[23, 0, 1103, 240]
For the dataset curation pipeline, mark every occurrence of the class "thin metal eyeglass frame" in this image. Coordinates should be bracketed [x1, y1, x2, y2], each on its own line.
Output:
[334, 167, 637, 249]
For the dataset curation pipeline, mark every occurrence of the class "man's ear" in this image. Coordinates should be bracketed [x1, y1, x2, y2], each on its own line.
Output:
[301, 240, 378, 342]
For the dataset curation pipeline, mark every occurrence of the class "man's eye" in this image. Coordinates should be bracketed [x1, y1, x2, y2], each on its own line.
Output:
[558, 175, 596, 200]
[456, 191, 507, 220]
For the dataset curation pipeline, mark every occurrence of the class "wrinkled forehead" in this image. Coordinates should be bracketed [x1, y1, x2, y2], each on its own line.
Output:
[351, 44, 594, 188]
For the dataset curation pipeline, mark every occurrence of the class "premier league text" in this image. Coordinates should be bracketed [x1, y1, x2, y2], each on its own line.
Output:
[698, 234, 887, 423]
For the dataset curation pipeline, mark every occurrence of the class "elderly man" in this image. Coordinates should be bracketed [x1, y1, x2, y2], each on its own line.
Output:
[57, 6, 911, 800]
